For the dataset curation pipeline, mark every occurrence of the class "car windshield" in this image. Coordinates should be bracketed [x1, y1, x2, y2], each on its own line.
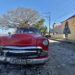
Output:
[17, 27, 40, 34]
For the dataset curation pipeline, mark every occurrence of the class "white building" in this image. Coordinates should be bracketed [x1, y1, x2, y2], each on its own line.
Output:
[52, 22, 62, 34]
[0, 27, 16, 36]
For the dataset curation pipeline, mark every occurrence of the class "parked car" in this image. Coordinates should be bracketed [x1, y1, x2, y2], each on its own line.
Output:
[0, 26, 49, 65]
[45, 34, 51, 38]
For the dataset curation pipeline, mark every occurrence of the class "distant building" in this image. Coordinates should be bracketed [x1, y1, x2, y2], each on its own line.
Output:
[0, 27, 16, 36]
[52, 22, 62, 34]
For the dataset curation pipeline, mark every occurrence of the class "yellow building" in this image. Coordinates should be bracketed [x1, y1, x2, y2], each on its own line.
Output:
[61, 15, 75, 40]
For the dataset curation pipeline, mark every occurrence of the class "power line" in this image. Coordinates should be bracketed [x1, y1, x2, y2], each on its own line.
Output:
[40, 0, 75, 29]
[55, 8, 75, 22]
[42, 12, 51, 35]
[52, 0, 75, 22]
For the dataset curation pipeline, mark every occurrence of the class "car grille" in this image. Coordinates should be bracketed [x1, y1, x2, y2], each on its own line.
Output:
[1, 46, 42, 59]
[6, 52, 38, 59]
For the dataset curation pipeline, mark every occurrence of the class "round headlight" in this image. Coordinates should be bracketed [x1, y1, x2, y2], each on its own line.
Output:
[43, 40, 48, 46]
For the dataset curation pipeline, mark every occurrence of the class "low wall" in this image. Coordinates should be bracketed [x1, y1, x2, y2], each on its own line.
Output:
[51, 34, 75, 40]
[51, 34, 65, 39]
[68, 34, 75, 40]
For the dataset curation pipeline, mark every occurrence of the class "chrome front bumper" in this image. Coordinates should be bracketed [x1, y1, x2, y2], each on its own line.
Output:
[0, 56, 48, 65]
[0, 46, 48, 65]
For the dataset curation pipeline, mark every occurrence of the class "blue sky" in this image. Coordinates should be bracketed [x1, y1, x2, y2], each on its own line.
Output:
[0, 0, 75, 29]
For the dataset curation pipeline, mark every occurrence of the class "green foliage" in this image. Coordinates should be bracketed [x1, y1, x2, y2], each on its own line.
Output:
[32, 19, 47, 35]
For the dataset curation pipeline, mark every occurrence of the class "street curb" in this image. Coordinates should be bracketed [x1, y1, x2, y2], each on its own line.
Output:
[49, 38, 75, 45]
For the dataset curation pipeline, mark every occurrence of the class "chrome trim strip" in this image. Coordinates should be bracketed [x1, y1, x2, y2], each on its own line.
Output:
[0, 46, 42, 50]
[3, 50, 37, 53]
[27, 57, 49, 64]
[0, 56, 48, 65]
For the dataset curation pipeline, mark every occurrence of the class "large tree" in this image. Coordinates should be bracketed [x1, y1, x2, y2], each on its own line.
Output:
[0, 7, 40, 28]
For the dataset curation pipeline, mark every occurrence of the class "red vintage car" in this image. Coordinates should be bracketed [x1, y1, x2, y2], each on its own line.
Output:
[0, 26, 49, 65]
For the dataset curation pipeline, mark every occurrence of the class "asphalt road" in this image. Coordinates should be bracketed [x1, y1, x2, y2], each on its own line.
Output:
[0, 40, 75, 75]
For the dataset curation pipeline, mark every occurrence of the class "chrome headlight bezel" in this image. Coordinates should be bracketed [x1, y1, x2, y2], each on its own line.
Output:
[42, 40, 48, 46]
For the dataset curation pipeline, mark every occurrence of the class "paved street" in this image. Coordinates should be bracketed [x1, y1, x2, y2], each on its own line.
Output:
[0, 40, 75, 75]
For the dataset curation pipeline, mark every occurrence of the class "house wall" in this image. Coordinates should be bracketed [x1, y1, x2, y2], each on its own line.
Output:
[61, 17, 75, 40]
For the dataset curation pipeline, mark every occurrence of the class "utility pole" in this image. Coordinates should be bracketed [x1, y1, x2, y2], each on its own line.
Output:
[43, 12, 51, 35]
[48, 15, 51, 35]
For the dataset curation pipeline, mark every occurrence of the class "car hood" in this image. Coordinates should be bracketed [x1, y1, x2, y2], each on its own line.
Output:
[0, 33, 42, 46]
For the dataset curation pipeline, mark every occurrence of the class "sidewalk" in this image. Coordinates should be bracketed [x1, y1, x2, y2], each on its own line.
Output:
[50, 38, 75, 45]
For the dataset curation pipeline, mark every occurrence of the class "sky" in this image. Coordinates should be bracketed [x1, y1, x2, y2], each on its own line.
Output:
[0, 0, 75, 31]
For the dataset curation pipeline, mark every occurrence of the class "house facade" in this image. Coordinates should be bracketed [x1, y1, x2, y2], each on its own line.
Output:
[61, 15, 75, 40]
